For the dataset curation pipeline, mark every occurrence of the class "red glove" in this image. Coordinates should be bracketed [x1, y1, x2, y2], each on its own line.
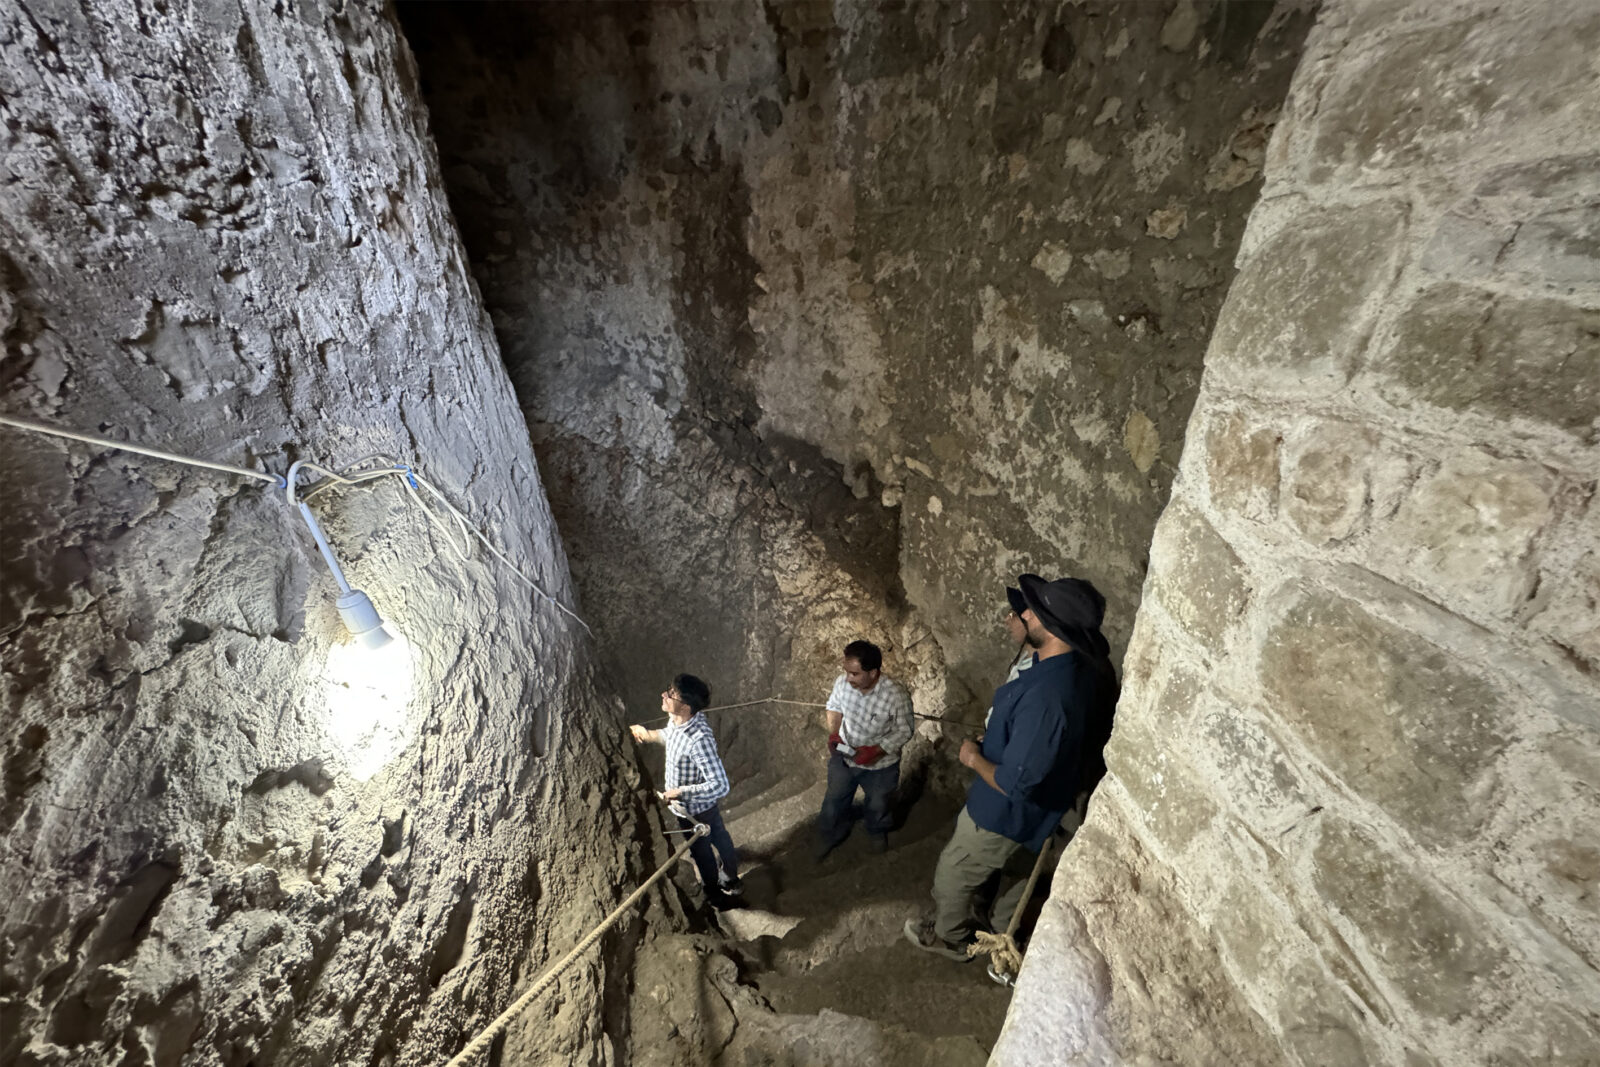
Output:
[828, 732, 842, 755]
[854, 745, 883, 766]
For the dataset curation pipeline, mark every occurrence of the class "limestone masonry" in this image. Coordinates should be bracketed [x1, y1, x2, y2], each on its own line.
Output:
[1000, 2, 1600, 1063]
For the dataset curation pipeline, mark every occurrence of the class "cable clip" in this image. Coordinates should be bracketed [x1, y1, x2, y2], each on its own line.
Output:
[395, 463, 419, 490]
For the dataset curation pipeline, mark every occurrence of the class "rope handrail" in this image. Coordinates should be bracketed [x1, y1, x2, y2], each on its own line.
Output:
[642, 695, 980, 730]
[968, 834, 1054, 982]
[443, 823, 708, 1067]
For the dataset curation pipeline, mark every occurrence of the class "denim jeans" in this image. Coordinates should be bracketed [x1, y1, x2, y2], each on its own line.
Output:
[677, 805, 738, 889]
[817, 752, 899, 847]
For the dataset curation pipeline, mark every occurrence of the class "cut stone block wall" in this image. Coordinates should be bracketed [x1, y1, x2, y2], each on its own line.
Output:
[0, 3, 656, 1064]
[997, 2, 1600, 1063]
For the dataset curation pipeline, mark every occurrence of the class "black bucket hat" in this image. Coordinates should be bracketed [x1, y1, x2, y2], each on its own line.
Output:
[1017, 573, 1110, 658]
[1005, 586, 1027, 616]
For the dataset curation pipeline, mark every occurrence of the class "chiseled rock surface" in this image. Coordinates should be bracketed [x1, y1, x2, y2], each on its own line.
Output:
[0, 3, 660, 1064]
[1002, 2, 1600, 1064]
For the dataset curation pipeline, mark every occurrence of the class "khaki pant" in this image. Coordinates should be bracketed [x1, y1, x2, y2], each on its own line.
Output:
[932, 808, 1035, 945]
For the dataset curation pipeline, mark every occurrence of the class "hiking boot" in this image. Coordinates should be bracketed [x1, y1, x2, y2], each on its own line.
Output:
[718, 872, 744, 896]
[902, 919, 972, 962]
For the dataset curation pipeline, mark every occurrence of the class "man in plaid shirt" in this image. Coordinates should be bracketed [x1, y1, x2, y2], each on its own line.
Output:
[816, 639, 914, 859]
[630, 673, 742, 907]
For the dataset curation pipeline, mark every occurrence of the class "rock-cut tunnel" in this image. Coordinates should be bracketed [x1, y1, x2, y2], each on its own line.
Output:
[1, 2, 1596, 1066]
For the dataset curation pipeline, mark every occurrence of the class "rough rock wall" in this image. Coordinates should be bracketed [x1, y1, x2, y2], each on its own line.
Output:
[402, 1, 1312, 779]
[998, 2, 1600, 1064]
[756, 0, 1313, 695]
[0, 3, 657, 1064]
[399, 2, 944, 794]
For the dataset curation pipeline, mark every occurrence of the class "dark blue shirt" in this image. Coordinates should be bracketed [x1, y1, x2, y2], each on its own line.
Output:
[966, 651, 1105, 851]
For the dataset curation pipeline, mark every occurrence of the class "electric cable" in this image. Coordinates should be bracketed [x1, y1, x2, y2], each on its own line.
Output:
[3, 415, 590, 635]
[0, 413, 284, 486]
[292, 455, 590, 634]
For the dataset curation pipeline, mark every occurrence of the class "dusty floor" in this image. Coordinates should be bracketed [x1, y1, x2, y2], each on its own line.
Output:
[632, 756, 1041, 1065]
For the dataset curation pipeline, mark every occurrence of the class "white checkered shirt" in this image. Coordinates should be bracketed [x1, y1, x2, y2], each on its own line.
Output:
[662, 713, 730, 817]
[827, 673, 914, 769]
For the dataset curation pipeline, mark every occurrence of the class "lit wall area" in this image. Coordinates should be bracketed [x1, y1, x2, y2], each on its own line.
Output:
[0, 3, 655, 1064]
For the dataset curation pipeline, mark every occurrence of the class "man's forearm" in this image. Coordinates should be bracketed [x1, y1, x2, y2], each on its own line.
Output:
[959, 744, 1007, 795]
[826, 710, 843, 734]
[970, 753, 1005, 794]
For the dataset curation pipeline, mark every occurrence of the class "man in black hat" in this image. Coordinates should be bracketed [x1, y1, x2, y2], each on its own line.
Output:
[985, 586, 1035, 729]
[904, 574, 1119, 962]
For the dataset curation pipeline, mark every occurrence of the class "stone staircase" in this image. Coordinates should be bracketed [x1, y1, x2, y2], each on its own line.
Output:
[629, 774, 1014, 1065]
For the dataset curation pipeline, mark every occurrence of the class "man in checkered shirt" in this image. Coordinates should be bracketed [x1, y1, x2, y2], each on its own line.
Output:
[630, 673, 742, 907]
[816, 639, 914, 859]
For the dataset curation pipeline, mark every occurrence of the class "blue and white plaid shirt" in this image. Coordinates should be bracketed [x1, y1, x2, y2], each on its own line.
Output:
[827, 673, 914, 769]
[662, 713, 730, 817]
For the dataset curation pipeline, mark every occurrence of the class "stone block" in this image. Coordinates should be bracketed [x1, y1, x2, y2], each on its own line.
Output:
[1148, 502, 1250, 654]
[1528, 548, 1600, 676]
[1485, 1002, 1600, 1066]
[989, 891, 1116, 1067]
[1500, 203, 1600, 292]
[1313, 819, 1507, 1021]
[1195, 700, 1314, 837]
[1475, 153, 1600, 202]
[1207, 203, 1405, 396]
[1308, 14, 1600, 180]
[1258, 587, 1511, 845]
[1417, 212, 1517, 283]
[1204, 409, 1280, 524]
[1376, 449, 1556, 618]
[1490, 730, 1600, 971]
[1046, 811, 1284, 1067]
[1277, 959, 1383, 1067]
[1214, 881, 1290, 981]
[1105, 716, 1219, 858]
[1282, 421, 1378, 544]
[1374, 283, 1600, 437]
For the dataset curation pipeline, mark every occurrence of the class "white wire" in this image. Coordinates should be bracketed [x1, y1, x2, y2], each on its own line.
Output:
[408, 468, 592, 634]
[3, 414, 590, 635]
[292, 455, 473, 559]
[295, 456, 591, 634]
[0, 414, 283, 486]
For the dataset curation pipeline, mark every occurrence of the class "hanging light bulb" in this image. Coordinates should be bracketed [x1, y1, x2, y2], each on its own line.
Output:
[335, 589, 393, 650]
[324, 632, 414, 780]
[297, 501, 395, 649]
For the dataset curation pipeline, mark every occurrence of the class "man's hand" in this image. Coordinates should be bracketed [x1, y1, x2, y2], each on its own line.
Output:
[661, 787, 683, 800]
[630, 724, 651, 743]
[959, 738, 1006, 795]
[854, 744, 883, 766]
